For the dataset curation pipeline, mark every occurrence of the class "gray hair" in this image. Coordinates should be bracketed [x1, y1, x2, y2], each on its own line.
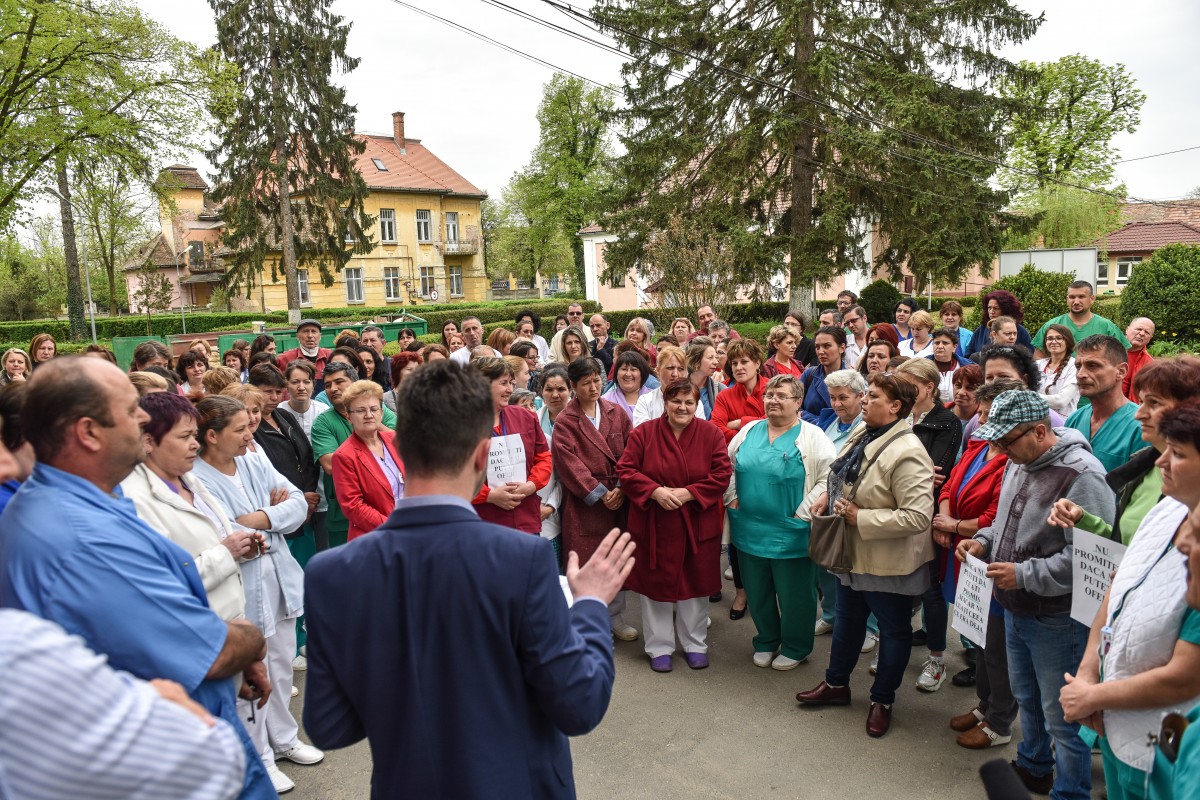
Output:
[764, 374, 804, 402]
[707, 319, 731, 334]
[825, 368, 867, 393]
[360, 324, 384, 339]
[819, 308, 844, 325]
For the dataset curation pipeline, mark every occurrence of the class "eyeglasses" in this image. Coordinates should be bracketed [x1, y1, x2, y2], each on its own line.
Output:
[1044, 336, 1065, 343]
[349, 405, 381, 418]
[568, 311, 583, 317]
[763, 392, 800, 402]
[994, 425, 1035, 451]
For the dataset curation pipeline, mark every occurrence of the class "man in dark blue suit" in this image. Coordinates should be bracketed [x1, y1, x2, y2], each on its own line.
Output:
[303, 359, 636, 799]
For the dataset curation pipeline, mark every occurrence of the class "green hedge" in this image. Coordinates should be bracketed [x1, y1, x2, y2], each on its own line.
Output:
[1120, 244, 1200, 341]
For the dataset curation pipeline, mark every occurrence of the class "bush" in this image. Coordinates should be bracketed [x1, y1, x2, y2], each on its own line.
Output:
[859, 280, 902, 326]
[1120, 244, 1200, 342]
[977, 264, 1075, 335]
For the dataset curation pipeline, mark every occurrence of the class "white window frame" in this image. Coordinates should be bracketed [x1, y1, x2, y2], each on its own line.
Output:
[445, 211, 459, 242]
[379, 208, 396, 243]
[344, 267, 364, 303]
[384, 266, 402, 302]
[419, 265, 436, 298]
[1097, 256, 1109, 284]
[297, 269, 311, 306]
[343, 208, 356, 243]
[610, 270, 626, 288]
[416, 209, 432, 242]
[449, 265, 463, 297]
[371, 157, 388, 172]
[1116, 256, 1141, 286]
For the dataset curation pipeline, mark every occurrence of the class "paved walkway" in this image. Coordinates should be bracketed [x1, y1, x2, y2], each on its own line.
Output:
[279, 585, 1104, 798]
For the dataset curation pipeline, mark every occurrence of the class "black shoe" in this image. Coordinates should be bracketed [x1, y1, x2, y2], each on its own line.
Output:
[951, 666, 976, 687]
[709, 592, 723, 603]
[911, 629, 928, 647]
[963, 648, 978, 667]
[1010, 761, 1053, 795]
[729, 605, 746, 620]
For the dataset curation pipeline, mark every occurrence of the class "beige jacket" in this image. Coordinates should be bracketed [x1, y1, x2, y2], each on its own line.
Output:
[120, 463, 246, 622]
[840, 427, 935, 577]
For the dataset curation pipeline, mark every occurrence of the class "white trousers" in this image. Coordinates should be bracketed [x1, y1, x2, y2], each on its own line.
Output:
[609, 589, 629, 624]
[642, 596, 709, 657]
[240, 618, 300, 763]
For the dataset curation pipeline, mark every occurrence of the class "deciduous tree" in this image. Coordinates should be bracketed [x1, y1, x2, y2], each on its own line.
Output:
[207, 0, 373, 324]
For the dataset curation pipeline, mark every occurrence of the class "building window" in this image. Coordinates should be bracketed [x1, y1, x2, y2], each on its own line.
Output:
[1097, 255, 1109, 284]
[297, 269, 310, 305]
[379, 208, 396, 243]
[1116, 256, 1141, 286]
[371, 157, 388, 172]
[187, 240, 204, 265]
[343, 208, 356, 243]
[449, 266, 463, 296]
[344, 267, 364, 303]
[420, 266, 436, 297]
[445, 211, 459, 242]
[547, 275, 560, 293]
[610, 270, 626, 288]
[384, 267, 402, 301]
[416, 209, 432, 242]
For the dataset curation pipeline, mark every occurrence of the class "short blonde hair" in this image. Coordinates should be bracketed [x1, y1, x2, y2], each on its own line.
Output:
[129, 370, 170, 395]
[202, 366, 240, 395]
[340, 379, 384, 410]
[768, 324, 798, 348]
[220, 382, 265, 410]
[895, 356, 940, 387]
[909, 310, 935, 332]
[655, 345, 686, 377]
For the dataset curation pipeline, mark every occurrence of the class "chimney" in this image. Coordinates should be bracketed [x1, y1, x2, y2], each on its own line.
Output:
[392, 111, 405, 152]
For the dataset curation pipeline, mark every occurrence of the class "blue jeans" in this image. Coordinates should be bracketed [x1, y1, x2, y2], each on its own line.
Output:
[1006, 611, 1091, 800]
[818, 568, 878, 634]
[826, 582, 913, 705]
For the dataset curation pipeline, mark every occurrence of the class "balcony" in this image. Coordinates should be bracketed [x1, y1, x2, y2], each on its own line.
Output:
[186, 260, 226, 274]
[436, 236, 480, 256]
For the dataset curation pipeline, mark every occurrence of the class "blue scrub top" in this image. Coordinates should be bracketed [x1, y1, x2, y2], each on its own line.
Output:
[1065, 401, 1144, 473]
[728, 422, 810, 559]
[0, 464, 275, 799]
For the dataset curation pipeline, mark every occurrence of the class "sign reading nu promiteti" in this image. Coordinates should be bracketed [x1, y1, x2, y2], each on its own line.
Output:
[1071, 529, 1127, 626]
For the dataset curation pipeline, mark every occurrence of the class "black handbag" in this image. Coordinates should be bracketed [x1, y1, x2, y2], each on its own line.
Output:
[809, 427, 910, 574]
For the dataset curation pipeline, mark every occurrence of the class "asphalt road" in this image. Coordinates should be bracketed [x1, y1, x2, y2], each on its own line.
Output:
[278, 585, 1104, 799]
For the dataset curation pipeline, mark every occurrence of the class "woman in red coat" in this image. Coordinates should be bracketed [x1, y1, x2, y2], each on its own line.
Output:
[931, 378, 1014, 750]
[332, 380, 404, 540]
[552, 356, 635, 639]
[469, 357, 552, 534]
[618, 380, 733, 673]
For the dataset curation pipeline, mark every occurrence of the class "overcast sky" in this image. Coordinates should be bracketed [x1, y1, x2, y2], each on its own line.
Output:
[138, 0, 1200, 201]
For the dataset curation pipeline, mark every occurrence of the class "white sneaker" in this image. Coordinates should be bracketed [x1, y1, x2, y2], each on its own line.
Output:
[611, 621, 639, 642]
[277, 742, 325, 765]
[290, 685, 298, 698]
[916, 657, 947, 692]
[752, 651, 775, 668]
[814, 619, 834, 636]
[869, 654, 879, 675]
[299, 644, 307, 657]
[291, 654, 307, 671]
[724, 566, 734, 580]
[265, 762, 295, 794]
[771, 654, 805, 671]
[861, 633, 878, 653]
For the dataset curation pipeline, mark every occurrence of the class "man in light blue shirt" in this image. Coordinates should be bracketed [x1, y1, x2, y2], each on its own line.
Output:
[0, 357, 275, 799]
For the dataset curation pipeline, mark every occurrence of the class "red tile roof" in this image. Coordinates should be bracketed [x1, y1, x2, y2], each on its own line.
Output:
[122, 233, 176, 271]
[161, 165, 209, 191]
[355, 134, 484, 197]
[1122, 199, 1200, 227]
[1100, 221, 1200, 253]
[578, 223, 605, 235]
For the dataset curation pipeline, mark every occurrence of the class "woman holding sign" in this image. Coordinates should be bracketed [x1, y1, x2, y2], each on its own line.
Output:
[332, 380, 406, 540]
[1058, 403, 1200, 800]
[469, 357, 552, 535]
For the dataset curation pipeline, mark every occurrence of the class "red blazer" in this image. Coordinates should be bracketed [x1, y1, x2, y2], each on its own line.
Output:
[472, 406, 552, 534]
[332, 429, 404, 540]
[710, 378, 766, 443]
[938, 438, 1007, 583]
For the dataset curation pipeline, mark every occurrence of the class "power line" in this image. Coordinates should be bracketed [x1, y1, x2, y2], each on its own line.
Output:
[1116, 144, 1200, 165]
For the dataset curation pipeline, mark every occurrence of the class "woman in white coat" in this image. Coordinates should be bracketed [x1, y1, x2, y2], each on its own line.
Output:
[191, 393, 322, 793]
[633, 345, 701, 426]
[120, 391, 259, 623]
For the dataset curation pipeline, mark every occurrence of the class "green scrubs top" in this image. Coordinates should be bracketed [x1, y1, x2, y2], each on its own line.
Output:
[1066, 402, 1144, 474]
[1033, 312, 1130, 350]
[1078, 467, 1164, 546]
[728, 422, 810, 560]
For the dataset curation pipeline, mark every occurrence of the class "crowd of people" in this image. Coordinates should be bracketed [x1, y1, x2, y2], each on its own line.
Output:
[1, 288, 1199, 800]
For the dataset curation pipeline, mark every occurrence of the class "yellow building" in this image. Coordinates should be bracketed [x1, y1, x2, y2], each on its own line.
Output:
[127, 112, 488, 312]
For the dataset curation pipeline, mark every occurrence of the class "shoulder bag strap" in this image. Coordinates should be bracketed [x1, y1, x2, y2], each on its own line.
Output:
[843, 427, 912, 504]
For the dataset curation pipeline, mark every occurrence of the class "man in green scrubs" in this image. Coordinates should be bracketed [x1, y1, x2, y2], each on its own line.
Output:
[1033, 280, 1129, 360]
[1065, 335, 1143, 474]
[310, 362, 398, 549]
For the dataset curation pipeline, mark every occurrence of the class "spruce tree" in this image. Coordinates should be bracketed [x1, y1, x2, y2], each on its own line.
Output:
[590, 0, 1042, 310]
[207, 0, 372, 321]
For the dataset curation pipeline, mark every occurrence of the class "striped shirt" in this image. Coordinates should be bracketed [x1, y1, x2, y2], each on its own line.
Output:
[0, 610, 245, 799]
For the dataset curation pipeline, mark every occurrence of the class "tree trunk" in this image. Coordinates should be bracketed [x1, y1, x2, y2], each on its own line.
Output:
[787, 5, 819, 322]
[267, 1, 301, 324]
[56, 159, 87, 341]
[571, 235, 585, 297]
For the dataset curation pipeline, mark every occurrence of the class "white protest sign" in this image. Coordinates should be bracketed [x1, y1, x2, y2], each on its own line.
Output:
[952, 554, 993, 646]
[1071, 528, 1127, 626]
[487, 433, 527, 489]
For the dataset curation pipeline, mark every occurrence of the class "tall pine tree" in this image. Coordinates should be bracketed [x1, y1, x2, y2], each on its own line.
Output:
[207, 0, 372, 321]
[589, 0, 1042, 309]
